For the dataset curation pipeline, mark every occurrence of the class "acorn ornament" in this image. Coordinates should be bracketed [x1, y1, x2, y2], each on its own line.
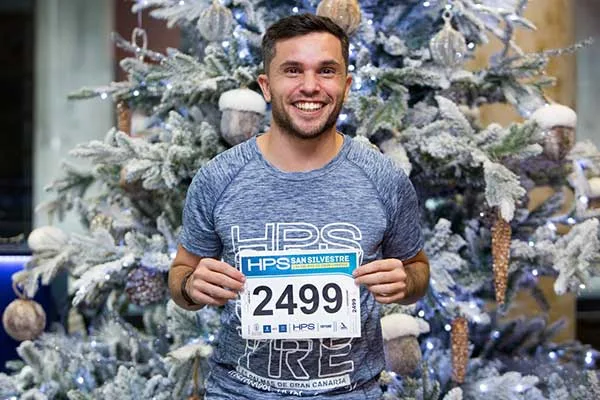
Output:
[380, 313, 430, 376]
[2, 282, 46, 341]
[429, 10, 467, 69]
[316, 0, 362, 36]
[530, 104, 577, 161]
[451, 316, 469, 384]
[198, 0, 233, 42]
[218, 88, 266, 146]
[491, 212, 511, 306]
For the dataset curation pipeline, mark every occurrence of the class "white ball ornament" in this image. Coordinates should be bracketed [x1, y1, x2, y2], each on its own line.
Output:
[218, 88, 266, 146]
[530, 103, 577, 161]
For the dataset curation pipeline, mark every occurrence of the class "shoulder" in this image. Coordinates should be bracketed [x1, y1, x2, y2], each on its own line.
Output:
[345, 137, 410, 192]
[190, 139, 258, 197]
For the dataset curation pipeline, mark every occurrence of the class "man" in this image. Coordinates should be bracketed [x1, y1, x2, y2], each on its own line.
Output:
[169, 13, 430, 399]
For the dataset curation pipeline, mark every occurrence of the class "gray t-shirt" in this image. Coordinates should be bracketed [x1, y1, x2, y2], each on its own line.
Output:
[180, 134, 424, 399]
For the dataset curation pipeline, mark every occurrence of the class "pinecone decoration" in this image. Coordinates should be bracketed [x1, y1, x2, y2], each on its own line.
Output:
[491, 213, 512, 305]
[125, 266, 167, 306]
[451, 316, 469, 384]
[117, 101, 131, 135]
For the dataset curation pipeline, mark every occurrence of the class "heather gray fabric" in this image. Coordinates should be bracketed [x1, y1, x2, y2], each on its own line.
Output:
[180, 134, 424, 399]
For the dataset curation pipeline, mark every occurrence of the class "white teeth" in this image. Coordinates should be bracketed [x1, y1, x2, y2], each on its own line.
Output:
[294, 102, 324, 111]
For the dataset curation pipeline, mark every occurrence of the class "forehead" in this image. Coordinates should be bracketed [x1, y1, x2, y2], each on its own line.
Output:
[271, 32, 344, 66]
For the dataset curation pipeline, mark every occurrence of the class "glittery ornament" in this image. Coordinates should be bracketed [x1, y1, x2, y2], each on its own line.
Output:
[117, 101, 131, 135]
[2, 283, 46, 341]
[90, 214, 113, 232]
[530, 104, 577, 161]
[316, 0, 362, 36]
[429, 10, 467, 68]
[492, 213, 511, 305]
[125, 266, 167, 306]
[451, 316, 469, 384]
[218, 88, 266, 146]
[383, 336, 422, 375]
[198, 0, 233, 42]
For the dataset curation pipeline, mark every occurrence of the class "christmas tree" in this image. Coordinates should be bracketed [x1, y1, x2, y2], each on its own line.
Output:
[2, 0, 600, 398]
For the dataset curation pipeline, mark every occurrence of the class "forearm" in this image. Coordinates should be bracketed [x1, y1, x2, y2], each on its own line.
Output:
[398, 261, 430, 305]
[168, 263, 204, 311]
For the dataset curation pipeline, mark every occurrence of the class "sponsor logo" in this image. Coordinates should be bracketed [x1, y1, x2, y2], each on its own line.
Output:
[292, 323, 316, 331]
[278, 324, 287, 333]
[263, 325, 272, 333]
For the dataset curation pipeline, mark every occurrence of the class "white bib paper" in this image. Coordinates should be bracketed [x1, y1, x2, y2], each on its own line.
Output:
[239, 249, 361, 339]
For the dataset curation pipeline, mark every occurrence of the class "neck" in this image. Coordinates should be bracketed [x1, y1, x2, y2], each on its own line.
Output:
[257, 127, 343, 173]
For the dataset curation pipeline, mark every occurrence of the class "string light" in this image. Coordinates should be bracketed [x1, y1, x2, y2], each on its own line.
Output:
[418, 310, 425, 317]
[528, 241, 535, 247]
[546, 221, 557, 231]
[100, 92, 108, 100]
[133, 90, 140, 97]
[444, 324, 451, 332]
[580, 283, 587, 290]
[567, 217, 576, 224]
[532, 269, 539, 276]
[104, 274, 111, 280]
[423, 1, 431, 7]
[292, 6, 299, 13]
[467, 42, 475, 49]
[548, 351, 557, 360]
[179, 0, 185, 5]
[222, 41, 230, 48]
[339, 114, 348, 121]
[479, 383, 488, 392]
[492, 330, 500, 339]
[515, 384, 524, 392]
[579, 196, 589, 205]
[348, 65, 355, 72]
[426, 341, 434, 350]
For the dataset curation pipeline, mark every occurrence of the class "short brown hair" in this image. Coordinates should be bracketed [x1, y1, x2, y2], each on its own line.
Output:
[261, 13, 350, 74]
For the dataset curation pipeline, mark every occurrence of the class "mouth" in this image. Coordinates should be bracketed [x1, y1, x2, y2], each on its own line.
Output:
[292, 101, 326, 113]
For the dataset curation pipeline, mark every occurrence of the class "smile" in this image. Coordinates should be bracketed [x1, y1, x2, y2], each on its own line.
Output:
[293, 102, 325, 112]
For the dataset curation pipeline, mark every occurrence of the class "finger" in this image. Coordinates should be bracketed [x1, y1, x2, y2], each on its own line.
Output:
[195, 268, 245, 291]
[201, 259, 246, 282]
[368, 281, 406, 297]
[192, 291, 229, 307]
[353, 260, 400, 278]
[355, 271, 401, 286]
[374, 292, 405, 304]
[192, 280, 239, 301]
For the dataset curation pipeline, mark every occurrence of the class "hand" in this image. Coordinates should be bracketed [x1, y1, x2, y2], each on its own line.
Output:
[353, 259, 407, 304]
[186, 258, 245, 306]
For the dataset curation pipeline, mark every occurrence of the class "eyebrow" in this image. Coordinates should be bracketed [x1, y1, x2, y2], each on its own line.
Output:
[278, 60, 342, 70]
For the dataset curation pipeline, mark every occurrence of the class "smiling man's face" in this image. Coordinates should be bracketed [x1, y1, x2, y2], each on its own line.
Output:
[258, 32, 352, 140]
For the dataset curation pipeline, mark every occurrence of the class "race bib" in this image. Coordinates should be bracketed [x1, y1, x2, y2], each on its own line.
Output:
[239, 249, 361, 339]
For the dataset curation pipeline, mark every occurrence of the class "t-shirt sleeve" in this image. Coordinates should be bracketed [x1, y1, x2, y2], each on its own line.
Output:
[179, 169, 222, 257]
[382, 169, 424, 261]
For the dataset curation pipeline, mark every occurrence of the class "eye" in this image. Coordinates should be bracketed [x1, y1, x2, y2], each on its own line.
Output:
[321, 67, 336, 75]
[284, 67, 300, 74]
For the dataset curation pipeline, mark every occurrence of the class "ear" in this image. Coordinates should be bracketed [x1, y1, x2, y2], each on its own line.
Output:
[343, 74, 353, 101]
[257, 74, 272, 103]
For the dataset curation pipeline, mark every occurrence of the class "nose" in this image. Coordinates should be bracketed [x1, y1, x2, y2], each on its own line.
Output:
[300, 71, 320, 95]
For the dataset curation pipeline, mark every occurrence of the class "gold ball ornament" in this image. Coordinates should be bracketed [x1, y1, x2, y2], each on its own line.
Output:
[451, 316, 469, 384]
[429, 10, 467, 68]
[198, 0, 234, 42]
[491, 213, 511, 306]
[530, 104, 577, 161]
[218, 88, 266, 146]
[2, 283, 46, 341]
[316, 0, 362, 36]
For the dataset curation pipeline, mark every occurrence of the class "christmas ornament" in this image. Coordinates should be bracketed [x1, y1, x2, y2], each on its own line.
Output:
[198, 0, 233, 42]
[451, 316, 469, 384]
[218, 88, 266, 146]
[90, 214, 113, 232]
[530, 104, 577, 161]
[125, 265, 167, 306]
[429, 10, 467, 68]
[380, 313, 430, 375]
[2, 282, 46, 341]
[491, 213, 511, 305]
[316, 0, 362, 36]
[27, 226, 69, 252]
[117, 100, 131, 135]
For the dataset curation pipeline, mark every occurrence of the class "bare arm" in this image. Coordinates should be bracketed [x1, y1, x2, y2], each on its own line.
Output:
[168, 244, 246, 311]
[398, 249, 430, 305]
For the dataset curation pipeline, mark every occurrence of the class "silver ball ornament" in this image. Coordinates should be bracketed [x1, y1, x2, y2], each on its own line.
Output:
[198, 0, 233, 42]
[316, 0, 362, 36]
[429, 10, 467, 68]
